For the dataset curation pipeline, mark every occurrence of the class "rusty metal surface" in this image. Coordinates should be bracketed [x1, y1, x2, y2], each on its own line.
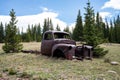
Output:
[40, 31, 93, 60]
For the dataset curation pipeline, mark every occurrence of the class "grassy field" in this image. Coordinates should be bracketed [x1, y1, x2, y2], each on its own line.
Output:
[0, 42, 120, 80]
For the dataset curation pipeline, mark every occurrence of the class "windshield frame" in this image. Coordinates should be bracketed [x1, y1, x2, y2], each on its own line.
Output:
[53, 32, 71, 40]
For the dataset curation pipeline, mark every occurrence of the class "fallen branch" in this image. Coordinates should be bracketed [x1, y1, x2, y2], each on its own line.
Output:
[21, 50, 41, 54]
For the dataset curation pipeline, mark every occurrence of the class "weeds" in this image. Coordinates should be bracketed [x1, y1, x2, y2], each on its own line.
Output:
[8, 68, 17, 75]
[18, 71, 32, 78]
[0, 73, 2, 77]
[2, 68, 17, 75]
[104, 58, 111, 63]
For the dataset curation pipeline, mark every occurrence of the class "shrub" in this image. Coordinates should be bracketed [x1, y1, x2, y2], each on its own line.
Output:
[93, 46, 108, 58]
[18, 72, 32, 78]
[8, 68, 17, 75]
[2, 43, 23, 53]
[2, 9, 23, 53]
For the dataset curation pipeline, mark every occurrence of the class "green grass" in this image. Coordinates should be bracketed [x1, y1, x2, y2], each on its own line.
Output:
[101, 43, 120, 62]
[0, 42, 120, 80]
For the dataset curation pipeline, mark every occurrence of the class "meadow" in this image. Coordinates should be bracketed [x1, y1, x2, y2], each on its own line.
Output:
[0, 42, 120, 80]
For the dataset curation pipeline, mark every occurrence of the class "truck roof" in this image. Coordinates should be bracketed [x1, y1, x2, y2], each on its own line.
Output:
[44, 30, 69, 34]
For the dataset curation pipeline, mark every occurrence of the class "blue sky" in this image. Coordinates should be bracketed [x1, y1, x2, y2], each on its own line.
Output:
[0, 0, 120, 32]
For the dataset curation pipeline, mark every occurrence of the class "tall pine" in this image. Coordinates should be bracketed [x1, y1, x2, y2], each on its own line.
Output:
[49, 19, 54, 30]
[26, 25, 32, 42]
[95, 12, 104, 39]
[105, 19, 109, 41]
[84, 0, 108, 57]
[72, 10, 83, 41]
[2, 9, 23, 53]
[56, 24, 61, 31]
[109, 20, 114, 42]
[43, 19, 49, 34]
[0, 22, 4, 43]
[84, 0, 97, 47]
[64, 26, 70, 33]
[36, 23, 42, 42]
[42, 18, 54, 34]
[114, 15, 120, 43]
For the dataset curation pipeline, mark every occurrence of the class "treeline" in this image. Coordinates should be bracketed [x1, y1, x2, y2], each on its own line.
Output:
[0, 5, 120, 43]
[0, 14, 120, 43]
[73, 11, 120, 43]
[21, 24, 42, 42]
[0, 17, 69, 42]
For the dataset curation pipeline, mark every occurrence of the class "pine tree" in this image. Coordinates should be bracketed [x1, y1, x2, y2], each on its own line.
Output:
[2, 9, 23, 53]
[26, 25, 32, 42]
[32, 25, 37, 41]
[95, 12, 104, 39]
[109, 20, 114, 42]
[96, 12, 100, 28]
[84, 0, 108, 57]
[105, 19, 109, 40]
[99, 17, 106, 39]
[56, 24, 61, 31]
[72, 10, 83, 41]
[43, 19, 49, 34]
[84, 0, 97, 47]
[21, 27, 29, 42]
[102, 22, 106, 39]
[116, 15, 120, 43]
[23, 24, 42, 42]
[114, 15, 120, 43]
[0, 22, 4, 43]
[36, 23, 42, 42]
[64, 26, 70, 33]
[95, 12, 105, 45]
[114, 18, 117, 43]
[49, 19, 54, 30]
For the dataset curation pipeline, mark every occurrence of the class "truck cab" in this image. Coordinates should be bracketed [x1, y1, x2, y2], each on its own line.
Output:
[41, 31, 76, 59]
[41, 31, 93, 60]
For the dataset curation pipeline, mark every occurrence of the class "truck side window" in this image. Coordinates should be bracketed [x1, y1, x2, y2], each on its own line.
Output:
[44, 33, 53, 40]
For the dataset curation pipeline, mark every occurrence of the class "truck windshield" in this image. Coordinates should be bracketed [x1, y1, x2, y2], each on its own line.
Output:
[54, 33, 71, 39]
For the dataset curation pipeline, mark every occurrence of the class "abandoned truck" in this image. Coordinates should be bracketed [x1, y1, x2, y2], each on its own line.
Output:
[41, 31, 93, 60]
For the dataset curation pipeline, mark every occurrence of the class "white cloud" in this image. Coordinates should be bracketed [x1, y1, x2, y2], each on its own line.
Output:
[41, 7, 49, 12]
[99, 12, 112, 19]
[0, 10, 67, 32]
[102, 0, 120, 10]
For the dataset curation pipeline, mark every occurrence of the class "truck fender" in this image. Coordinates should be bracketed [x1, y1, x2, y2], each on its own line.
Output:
[51, 44, 75, 57]
[51, 44, 63, 57]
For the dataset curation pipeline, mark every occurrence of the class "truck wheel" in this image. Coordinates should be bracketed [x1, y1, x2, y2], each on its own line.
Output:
[53, 49, 65, 58]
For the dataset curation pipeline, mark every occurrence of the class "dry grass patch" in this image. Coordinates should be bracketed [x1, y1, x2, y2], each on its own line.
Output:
[22, 42, 41, 51]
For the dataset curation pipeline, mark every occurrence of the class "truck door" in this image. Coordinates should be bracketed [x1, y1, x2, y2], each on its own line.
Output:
[41, 32, 54, 56]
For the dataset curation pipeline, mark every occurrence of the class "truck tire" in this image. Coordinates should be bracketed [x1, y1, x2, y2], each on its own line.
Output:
[53, 49, 65, 58]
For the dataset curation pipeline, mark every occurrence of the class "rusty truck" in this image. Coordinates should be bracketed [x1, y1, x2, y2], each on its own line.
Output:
[41, 31, 93, 60]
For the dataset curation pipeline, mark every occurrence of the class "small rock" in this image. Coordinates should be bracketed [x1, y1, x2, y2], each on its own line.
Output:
[110, 61, 119, 65]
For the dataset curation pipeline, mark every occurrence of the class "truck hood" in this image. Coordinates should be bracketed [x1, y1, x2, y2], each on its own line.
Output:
[54, 39, 76, 45]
